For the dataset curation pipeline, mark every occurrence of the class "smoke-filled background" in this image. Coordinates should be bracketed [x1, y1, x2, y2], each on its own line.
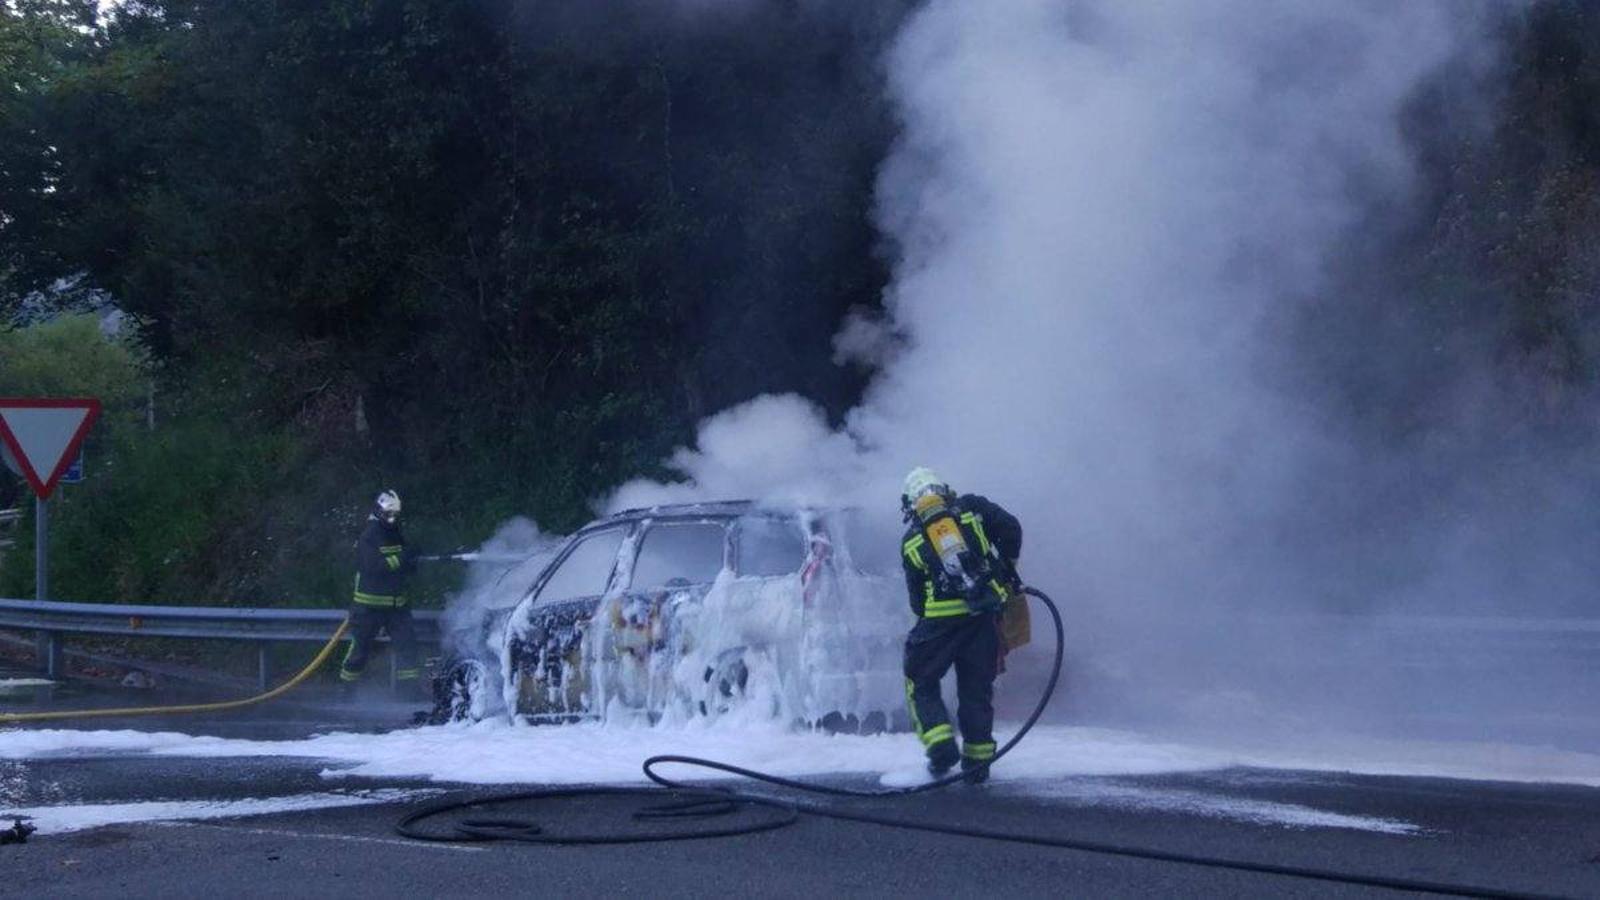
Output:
[609, 0, 1600, 748]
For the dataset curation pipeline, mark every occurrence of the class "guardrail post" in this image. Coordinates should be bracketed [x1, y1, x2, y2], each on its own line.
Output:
[36, 631, 62, 678]
[258, 644, 271, 693]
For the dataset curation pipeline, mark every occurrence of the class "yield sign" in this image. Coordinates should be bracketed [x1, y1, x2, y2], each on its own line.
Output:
[0, 398, 101, 500]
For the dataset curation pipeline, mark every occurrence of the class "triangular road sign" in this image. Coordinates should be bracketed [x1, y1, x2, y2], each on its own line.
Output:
[0, 398, 101, 500]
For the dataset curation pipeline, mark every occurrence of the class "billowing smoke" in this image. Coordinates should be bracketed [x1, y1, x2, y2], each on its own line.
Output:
[610, 2, 1600, 748]
[439, 517, 562, 665]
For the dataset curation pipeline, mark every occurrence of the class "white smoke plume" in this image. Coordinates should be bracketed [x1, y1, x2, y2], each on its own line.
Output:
[609, 2, 1600, 747]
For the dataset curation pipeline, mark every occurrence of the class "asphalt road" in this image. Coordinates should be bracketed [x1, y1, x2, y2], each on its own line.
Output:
[2, 678, 1599, 898]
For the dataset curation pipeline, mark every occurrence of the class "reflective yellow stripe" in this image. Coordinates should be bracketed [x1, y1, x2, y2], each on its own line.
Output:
[955, 511, 1010, 605]
[902, 535, 928, 571]
[919, 723, 954, 748]
[353, 590, 405, 607]
[923, 599, 971, 618]
[385, 555, 402, 571]
[960, 512, 993, 556]
[395, 669, 420, 680]
[907, 681, 956, 750]
[905, 679, 924, 736]
[963, 741, 996, 760]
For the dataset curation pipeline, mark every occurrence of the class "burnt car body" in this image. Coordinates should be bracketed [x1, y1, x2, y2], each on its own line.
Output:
[430, 501, 910, 730]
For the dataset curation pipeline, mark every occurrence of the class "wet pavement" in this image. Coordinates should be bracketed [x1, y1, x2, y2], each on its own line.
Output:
[4, 752, 1599, 898]
[2, 675, 1599, 897]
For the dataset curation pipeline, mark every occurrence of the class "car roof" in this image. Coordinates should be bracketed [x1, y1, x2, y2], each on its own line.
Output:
[572, 500, 868, 538]
[605, 499, 757, 519]
[581, 499, 849, 533]
[573, 500, 757, 534]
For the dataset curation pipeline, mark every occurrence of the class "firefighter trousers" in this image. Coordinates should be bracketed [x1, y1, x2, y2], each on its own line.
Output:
[340, 604, 420, 683]
[903, 612, 1000, 764]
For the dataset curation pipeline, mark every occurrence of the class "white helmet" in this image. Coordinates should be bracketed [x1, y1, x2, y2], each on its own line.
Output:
[374, 490, 402, 524]
[902, 466, 949, 517]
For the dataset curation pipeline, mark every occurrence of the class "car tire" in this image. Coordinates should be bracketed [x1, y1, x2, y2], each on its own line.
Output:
[697, 647, 752, 719]
[428, 657, 490, 724]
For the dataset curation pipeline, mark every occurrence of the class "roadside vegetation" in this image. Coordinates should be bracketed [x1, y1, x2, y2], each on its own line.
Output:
[0, 0, 901, 607]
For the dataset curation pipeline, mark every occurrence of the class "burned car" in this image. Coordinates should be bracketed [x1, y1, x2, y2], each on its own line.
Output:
[430, 501, 910, 730]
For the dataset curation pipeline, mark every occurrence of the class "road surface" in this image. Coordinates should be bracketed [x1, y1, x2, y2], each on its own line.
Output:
[2, 676, 1597, 898]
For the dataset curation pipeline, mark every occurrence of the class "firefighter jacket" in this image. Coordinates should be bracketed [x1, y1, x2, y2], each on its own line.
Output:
[901, 493, 1023, 620]
[353, 518, 417, 607]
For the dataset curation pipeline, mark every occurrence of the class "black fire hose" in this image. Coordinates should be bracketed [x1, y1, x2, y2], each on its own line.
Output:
[394, 589, 1548, 899]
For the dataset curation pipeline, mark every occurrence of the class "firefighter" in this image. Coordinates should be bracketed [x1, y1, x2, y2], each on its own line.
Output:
[900, 467, 1023, 783]
[339, 489, 421, 692]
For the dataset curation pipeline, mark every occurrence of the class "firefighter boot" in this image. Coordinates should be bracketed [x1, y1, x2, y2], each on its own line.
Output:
[960, 756, 990, 785]
[926, 739, 960, 778]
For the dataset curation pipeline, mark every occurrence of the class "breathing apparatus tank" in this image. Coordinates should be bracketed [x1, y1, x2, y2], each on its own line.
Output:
[922, 506, 973, 582]
[912, 491, 1001, 614]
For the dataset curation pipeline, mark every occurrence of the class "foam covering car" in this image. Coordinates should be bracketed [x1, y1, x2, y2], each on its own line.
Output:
[428, 501, 911, 731]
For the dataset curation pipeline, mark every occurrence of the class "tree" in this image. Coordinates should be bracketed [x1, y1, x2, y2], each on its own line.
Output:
[0, 0, 101, 314]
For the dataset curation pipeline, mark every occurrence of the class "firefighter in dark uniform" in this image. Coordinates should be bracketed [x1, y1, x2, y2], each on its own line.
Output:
[900, 467, 1023, 783]
[340, 489, 421, 690]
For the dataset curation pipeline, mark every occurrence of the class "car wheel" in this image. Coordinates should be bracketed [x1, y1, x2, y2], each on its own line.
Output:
[429, 657, 490, 724]
[697, 648, 751, 719]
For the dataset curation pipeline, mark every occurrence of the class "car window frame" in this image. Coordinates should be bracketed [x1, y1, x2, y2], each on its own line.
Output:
[731, 513, 807, 578]
[620, 517, 732, 591]
[527, 525, 632, 608]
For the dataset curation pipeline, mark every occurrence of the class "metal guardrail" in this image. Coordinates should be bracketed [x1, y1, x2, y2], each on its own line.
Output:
[0, 597, 440, 689]
[0, 598, 439, 642]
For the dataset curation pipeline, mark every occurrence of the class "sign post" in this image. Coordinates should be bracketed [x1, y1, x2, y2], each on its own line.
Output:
[35, 497, 46, 605]
[0, 398, 101, 677]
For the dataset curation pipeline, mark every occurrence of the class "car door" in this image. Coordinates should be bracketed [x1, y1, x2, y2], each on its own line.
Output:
[508, 526, 630, 716]
[601, 519, 730, 711]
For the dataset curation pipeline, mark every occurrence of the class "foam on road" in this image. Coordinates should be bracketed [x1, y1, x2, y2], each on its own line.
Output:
[5, 719, 1599, 792]
[2, 788, 436, 834]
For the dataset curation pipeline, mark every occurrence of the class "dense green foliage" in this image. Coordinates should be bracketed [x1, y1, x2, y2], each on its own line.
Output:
[4, 1, 1600, 609]
[0, 0, 902, 605]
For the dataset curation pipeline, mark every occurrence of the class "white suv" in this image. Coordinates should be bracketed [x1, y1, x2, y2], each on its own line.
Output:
[429, 501, 910, 731]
